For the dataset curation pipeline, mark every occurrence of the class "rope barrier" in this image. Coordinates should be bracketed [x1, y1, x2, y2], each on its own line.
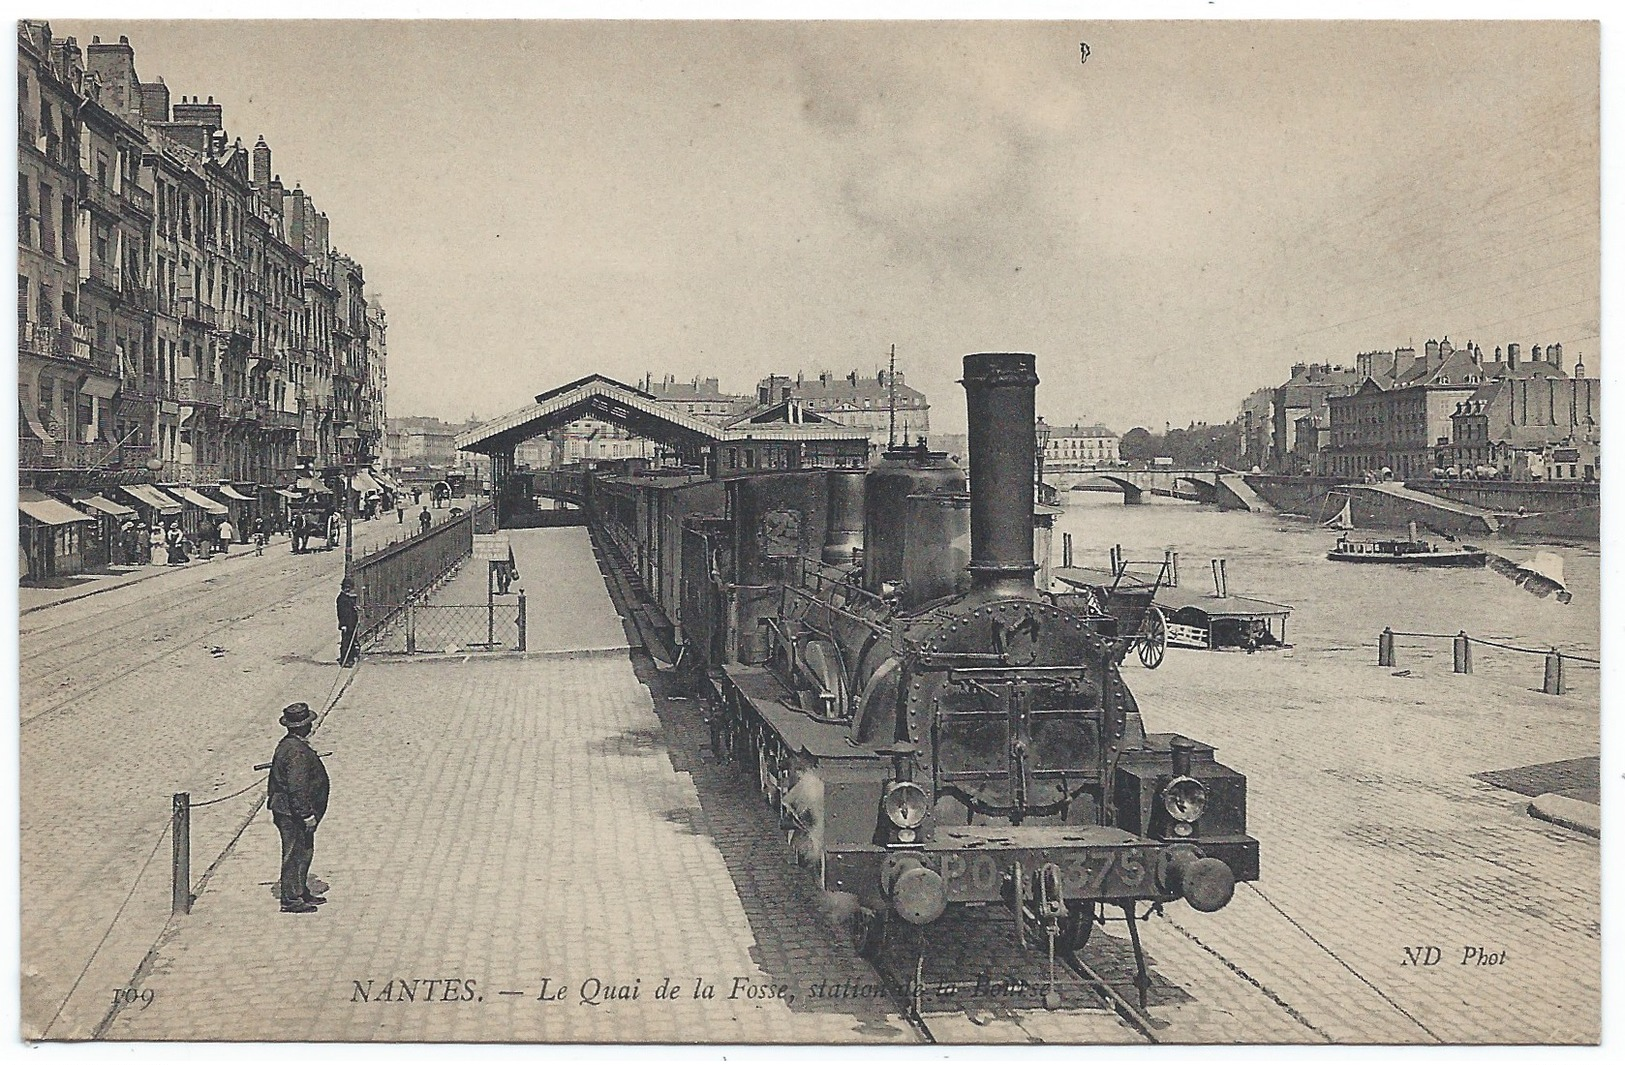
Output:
[1387, 629, 1598, 662]
[183, 657, 353, 810]
[40, 820, 172, 1039]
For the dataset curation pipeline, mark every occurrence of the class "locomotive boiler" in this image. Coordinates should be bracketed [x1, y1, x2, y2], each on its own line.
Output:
[594, 353, 1258, 991]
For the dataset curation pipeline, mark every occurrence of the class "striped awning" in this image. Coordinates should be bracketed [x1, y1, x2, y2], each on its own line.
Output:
[351, 470, 384, 495]
[19, 489, 94, 526]
[121, 484, 184, 515]
[215, 483, 254, 501]
[171, 486, 228, 516]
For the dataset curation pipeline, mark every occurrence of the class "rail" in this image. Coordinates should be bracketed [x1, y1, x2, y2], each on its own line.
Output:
[351, 503, 489, 642]
[1376, 626, 1597, 695]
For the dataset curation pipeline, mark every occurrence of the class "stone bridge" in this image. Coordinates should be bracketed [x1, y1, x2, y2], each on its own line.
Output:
[1047, 468, 1264, 511]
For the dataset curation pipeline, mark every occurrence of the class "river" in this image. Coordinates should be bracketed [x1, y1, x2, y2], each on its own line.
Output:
[1048, 493, 1601, 696]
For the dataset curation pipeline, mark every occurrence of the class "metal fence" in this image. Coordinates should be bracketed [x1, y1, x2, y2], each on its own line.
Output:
[353, 503, 489, 643]
[369, 594, 527, 654]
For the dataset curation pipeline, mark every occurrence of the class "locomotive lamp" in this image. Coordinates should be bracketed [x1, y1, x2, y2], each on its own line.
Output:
[877, 742, 928, 846]
[1162, 736, 1206, 838]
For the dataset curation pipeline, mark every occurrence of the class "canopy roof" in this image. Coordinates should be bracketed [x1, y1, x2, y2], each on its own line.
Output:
[456, 374, 726, 456]
[171, 486, 229, 516]
[61, 488, 136, 518]
[121, 484, 184, 515]
[19, 489, 94, 526]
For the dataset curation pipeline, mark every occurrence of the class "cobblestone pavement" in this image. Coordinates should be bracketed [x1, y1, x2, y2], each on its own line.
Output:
[101, 655, 912, 1040]
[18, 511, 449, 1040]
[34, 523, 1599, 1044]
[1127, 642, 1600, 1044]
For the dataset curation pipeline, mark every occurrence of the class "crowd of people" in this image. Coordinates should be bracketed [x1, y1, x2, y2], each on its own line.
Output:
[111, 484, 454, 568]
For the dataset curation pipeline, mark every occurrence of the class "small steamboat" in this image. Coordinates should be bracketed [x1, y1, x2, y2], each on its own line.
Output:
[1327, 523, 1487, 567]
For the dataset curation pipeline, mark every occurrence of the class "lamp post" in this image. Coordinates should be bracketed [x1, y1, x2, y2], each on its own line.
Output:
[338, 424, 359, 572]
[1034, 416, 1051, 499]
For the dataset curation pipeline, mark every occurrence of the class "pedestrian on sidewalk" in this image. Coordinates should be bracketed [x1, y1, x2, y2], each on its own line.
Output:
[149, 525, 167, 566]
[418, 507, 432, 535]
[218, 517, 234, 555]
[327, 511, 342, 550]
[337, 577, 361, 667]
[396, 500, 405, 524]
[268, 702, 329, 914]
[252, 517, 267, 556]
[290, 514, 304, 554]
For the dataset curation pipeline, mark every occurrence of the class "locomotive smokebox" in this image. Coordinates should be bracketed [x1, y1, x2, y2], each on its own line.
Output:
[961, 353, 1040, 599]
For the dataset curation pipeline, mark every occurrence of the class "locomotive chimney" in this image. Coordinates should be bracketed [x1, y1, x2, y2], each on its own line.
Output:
[961, 352, 1039, 598]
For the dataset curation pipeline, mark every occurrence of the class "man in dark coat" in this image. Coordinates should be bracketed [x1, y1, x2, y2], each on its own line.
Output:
[337, 577, 360, 666]
[268, 702, 329, 913]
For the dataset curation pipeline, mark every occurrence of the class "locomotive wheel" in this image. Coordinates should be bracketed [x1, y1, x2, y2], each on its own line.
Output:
[1136, 606, 1168, 669]
[851, 907, 888, 960]
[1057, 902, 1095, 953]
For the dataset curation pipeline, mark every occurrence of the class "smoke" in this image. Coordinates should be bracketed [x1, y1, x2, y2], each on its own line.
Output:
[783, 770, 825, 866]
[792, 35, 1082, 279]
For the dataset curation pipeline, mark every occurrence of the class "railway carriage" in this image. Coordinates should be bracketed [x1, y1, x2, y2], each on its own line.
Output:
[588, 353, 1258, 1000]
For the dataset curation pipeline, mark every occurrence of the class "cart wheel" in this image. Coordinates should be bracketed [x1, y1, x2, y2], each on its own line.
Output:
[1137, 606, 1167, 669]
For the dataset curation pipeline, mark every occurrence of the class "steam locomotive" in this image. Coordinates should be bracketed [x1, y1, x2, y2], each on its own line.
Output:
[586, 353, 1258, 979]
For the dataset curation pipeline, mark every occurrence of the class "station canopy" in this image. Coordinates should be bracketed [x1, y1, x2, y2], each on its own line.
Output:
[455, 374, 726, 456]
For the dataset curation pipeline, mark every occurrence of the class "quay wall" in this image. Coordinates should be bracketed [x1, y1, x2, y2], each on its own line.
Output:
[1244, 475, 1599, 540]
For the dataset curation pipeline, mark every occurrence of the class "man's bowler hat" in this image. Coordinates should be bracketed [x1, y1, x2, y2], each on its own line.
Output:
[280, 702, 316, 728]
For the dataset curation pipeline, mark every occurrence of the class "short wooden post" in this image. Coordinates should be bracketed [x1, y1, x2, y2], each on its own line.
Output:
[517, 592, 527, 651]
[1379, 627, 1396, 667]
[1543, 649, 1564, 695]
[172, 793, 191, 915]
[1453, 632, 1472, 674]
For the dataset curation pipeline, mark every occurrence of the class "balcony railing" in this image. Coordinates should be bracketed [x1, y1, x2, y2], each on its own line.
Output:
[223, 396, 258, 420]
[121, 376, 173, 401]
[17, 319, 91, 362]
[121, 183, 155, 216]
[158, 460, 224, 484]
[178, 297, 218, 328]
[218, 309, 254, 339]
[176, 378, 224, 407]
[81, 174, 120, 216]
[18, 435, 126, 471]
[87, 256, 120, 289]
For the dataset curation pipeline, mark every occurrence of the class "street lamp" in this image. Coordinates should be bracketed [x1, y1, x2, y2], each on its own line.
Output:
[1034, 416, 1051, 494]
[338, 424, 360, 572]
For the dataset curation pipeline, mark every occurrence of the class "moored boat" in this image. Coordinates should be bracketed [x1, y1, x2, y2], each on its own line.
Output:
[1327, 522, 1487, 567]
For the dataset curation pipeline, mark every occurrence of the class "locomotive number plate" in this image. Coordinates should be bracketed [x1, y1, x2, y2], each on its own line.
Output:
[933, 847, 1157, 902]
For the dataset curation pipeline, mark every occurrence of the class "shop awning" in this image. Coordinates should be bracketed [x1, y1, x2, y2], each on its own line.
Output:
[275, 488, 302, 500]
[19, 489, 95, 526]
[172, 486, 229, 516]
[121, 484, 184, 515]
[294, 477, 332, 496]
[61, 489, 136, 518]
[215, 483, 254, 501]
[351, 470, 384, 495]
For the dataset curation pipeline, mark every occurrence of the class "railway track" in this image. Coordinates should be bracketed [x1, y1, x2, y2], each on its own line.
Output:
[862, 910, 1160, 1044]
[19, 552, 352, 728]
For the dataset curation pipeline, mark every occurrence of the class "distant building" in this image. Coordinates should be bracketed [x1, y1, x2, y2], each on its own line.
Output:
[1443, 376, 1600, 481]
[753, 369, 929, 452]
[1320, 337, 1574, 480]
[1238, 388, 1275, 469]
[641, 374, 753, 423]
[1042, 423, 1121, 471]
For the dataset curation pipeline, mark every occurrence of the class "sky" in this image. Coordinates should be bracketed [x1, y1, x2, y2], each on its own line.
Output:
[49, 15, 1601, 438]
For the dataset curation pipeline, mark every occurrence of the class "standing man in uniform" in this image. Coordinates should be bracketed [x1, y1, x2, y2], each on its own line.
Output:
[337, 577, 360, 667]
[268, 702, 329, 913]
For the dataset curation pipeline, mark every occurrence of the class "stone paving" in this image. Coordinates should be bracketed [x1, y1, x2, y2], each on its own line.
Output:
[29, 523, 1601, 1044]
[17, 510, 454, 1040]
[1128, 642, 1600, 1044]
[102, 535, 912, 1041]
